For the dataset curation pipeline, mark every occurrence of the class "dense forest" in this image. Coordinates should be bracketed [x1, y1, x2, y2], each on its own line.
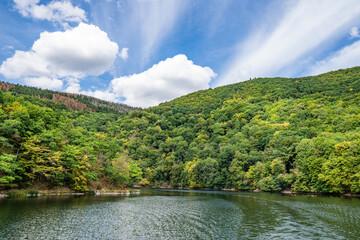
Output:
[1, 67, 360, 193]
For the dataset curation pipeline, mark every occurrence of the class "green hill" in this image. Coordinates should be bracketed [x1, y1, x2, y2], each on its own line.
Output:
[1, 67, 360, 194]
[0, 81, 138, 113]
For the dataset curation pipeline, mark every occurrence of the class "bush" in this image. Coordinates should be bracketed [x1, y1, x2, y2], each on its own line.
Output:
[275, 174, 289, 190]
[86, 171, 99, 181]
[138, 178, 150, 186]
[27, 190, 39, 196]
[257, 176, 280, 192]
[7, 190, 27, 198]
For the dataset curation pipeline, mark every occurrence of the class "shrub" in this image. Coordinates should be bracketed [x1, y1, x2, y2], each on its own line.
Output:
[7, 190, 27, 198]
[27, 190, 39, 196]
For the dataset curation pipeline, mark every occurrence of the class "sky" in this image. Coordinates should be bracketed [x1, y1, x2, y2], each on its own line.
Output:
[1, 0, 360, 108]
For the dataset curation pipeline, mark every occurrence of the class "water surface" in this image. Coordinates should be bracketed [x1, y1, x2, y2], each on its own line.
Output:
[0, 189, 359, 239]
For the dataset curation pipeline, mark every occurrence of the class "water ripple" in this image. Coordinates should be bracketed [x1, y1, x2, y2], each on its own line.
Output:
[0, 191, 359, 240]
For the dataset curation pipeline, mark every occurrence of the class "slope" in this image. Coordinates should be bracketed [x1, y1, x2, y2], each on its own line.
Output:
[1, 67, 360, 193]
[0, 81, 138, 113]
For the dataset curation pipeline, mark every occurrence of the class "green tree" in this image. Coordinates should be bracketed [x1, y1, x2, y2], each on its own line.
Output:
[0, 154, 23, 187]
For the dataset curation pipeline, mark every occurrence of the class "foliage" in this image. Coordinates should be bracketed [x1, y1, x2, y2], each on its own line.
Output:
[1, 67, 360, 193]
[0, 81, 138, 113]
[0, 154, 22, 187]
[7, 190, 27, 198]
[27, 190, 39, 196]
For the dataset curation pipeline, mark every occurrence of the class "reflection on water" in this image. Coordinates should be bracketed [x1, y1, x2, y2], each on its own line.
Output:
[0, 189, 359, 239]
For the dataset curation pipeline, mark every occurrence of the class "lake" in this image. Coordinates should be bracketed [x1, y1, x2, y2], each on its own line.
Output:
[0, 189, 359, 239]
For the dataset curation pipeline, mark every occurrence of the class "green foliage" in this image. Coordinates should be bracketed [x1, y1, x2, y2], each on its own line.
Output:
[105, 154, 131, 186]
[27, 190, 39, 196]
[1, 67, 360, 193]
[0, 90, 4, 104]
[129, 161, 143, 184]
[0, 154, 22, 187]
[7, 190, 27, 198]
[0, 81, 138, 113]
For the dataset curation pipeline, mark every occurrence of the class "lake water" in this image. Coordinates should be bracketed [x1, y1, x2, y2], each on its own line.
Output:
[0, 189, 359, 239]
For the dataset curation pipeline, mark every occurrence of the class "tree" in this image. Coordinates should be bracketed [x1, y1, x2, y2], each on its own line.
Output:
[0, 154, 23, 187]
[18, 137, 62, 185]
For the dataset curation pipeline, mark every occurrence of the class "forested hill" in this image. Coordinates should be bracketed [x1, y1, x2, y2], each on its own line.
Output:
[1, 67, 360, 194]
[0, 81, 138, 113]
[157, 67, 360, 114]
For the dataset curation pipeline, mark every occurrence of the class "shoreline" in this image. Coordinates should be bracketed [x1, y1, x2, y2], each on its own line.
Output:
[137, 185, 360, 198]
[0, 189, 141, 198]
[2, 186, 359, 198]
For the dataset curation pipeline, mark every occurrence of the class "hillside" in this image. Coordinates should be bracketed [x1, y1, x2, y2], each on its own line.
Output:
[0, 81, 138, 113]
[1, 67, 360, 193]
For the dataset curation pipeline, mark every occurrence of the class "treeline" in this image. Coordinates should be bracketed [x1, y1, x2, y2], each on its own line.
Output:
[0, 81, 138, 113]
[1, 67, 360, 193]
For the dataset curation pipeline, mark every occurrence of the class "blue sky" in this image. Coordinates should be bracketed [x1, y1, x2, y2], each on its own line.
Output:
[1, 0, 360, 107]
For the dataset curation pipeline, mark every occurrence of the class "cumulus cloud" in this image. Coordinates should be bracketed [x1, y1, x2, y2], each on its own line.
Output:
[219, 0, 360, 86]
[83, 89, 118, 102]
[67, 54, 216, 107]
[64, 77, 81, 93]
[350, 26, 360, 38]
[0, 23, 119, 89]
[14, 0, 87, 23]
[0, 50, 49, 79]
[110, 54, 216, 108]
[309, 40, 360, 75]
[64, 78, 119, 102]
[24, 76, 63, 89]
[118, 48, 129, 60]
[30, 23, 119, 77]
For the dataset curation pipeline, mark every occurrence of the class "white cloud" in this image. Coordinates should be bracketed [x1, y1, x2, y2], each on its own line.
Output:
[2, 45, 14, 50]
[128, 0, 188, 64]
[24, 76, 63, 89]
[64, 78, 118, 102]
[67, 54, 216, 107]
[31, 23, 119, 77]
[219, 0, 360, 86]
[309, 40, 360, 75]
[350, 26, 360, 38]
[0, 23, 119, 89]
[79, 89, 118, 102]
[14, 0, 87, 23]
[0, 50, 50, 78]
[64, 77, 81, 93]
[110, 54, 216, 108]
[118, 48, 129, 60]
